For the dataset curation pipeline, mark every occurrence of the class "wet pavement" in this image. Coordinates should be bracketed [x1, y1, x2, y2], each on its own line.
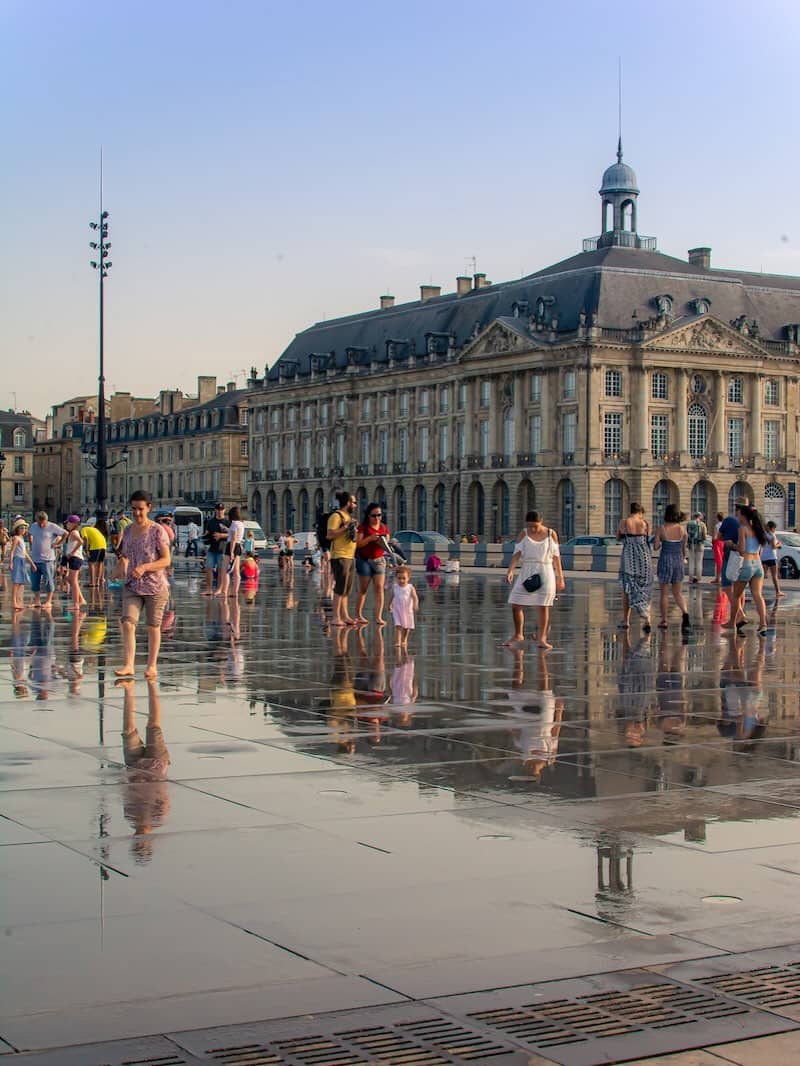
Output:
[2, 563, 800, 1062]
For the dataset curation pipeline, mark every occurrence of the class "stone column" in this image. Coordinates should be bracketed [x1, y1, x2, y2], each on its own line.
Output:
[633, 365, 648, 463]
[513, 372, 525, 460]
[711, 371, 725, 463]
[487, 377, 498, 457]
[751, 374, 762, 462]
[539, 371, 553, 463]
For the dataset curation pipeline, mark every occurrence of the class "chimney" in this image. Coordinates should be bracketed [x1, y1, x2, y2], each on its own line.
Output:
[226, 381, 236, 392]
[380, 294, 395, 309]
[474, 273, 490, 289]
[688, 247, 711, 270]
[217, 385, 225, 395]
[456, 276, 472, 296]
[420, 284, 441, 302]
[197, 376, 217, 405]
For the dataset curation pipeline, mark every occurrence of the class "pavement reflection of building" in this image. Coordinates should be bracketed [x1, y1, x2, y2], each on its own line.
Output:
[249, 145, 800, 541]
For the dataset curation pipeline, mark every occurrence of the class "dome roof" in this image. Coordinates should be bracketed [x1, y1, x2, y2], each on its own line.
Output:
[600, 160, 639, 195]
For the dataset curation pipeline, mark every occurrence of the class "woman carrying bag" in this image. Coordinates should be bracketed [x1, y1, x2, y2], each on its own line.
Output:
[505, 510, 565, 650]
[730, 505, 769, 636]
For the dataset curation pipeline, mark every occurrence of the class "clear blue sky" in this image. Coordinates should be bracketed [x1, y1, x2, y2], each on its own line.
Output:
[3, 0, 800, 418]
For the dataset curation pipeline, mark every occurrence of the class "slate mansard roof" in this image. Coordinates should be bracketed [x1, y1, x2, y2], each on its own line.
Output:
[268, 245, 800, 382]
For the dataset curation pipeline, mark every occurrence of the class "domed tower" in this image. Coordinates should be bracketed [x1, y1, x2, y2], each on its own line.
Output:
[587, 139, 656, 251]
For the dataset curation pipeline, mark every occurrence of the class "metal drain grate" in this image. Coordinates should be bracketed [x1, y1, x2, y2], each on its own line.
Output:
[5, 1040, 201, 1066]
[431, 969, 796, 1065]
[697, 964, 800, 1012]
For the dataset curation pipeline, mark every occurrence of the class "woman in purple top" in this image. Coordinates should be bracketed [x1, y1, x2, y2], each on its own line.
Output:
[114, 490, 171, 679]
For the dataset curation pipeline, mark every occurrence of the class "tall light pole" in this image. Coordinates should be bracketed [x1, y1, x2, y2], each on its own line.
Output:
[89, 162, 112, 523]
[0, 451, 5, 524]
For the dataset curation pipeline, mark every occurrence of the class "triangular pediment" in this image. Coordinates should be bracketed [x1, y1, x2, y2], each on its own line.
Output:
[642, 315, 766, 356]
[462, 318, 533, 358]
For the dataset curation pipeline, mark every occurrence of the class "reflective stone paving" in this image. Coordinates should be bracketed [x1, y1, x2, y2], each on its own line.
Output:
[1, 563, 800, 1056]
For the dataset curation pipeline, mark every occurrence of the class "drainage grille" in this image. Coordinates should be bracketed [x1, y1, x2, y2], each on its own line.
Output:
[200, 1010, 523, 1065]
[696, 963, 800, 1012]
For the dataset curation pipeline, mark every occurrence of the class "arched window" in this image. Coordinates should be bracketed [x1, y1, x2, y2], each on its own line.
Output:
[251, 490, 262, 525]
[13, 428, 25, 448]
[356, 486, 367, 519]
[375, 484, 387, 515]
[763, 482, 786, 527]
[728, 481, 753, 513]
[282, 488, 294, 529]
[267, 490, 277, 533]
[652, 481, 672, 525]
[298, 488, 309, 530]
[394, 485, 407, 529]
[434, 483, 446, 534]
[560, 479, 575, 540]
[691, 482, 708, 521]
[493, 480, 509, 538]
[688, 404, 708, 460]
[604, 479, 623, 535]
[415, 484, 427, 529]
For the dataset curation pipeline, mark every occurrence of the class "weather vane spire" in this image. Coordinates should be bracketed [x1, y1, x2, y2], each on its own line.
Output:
[617, 57, 623, 163]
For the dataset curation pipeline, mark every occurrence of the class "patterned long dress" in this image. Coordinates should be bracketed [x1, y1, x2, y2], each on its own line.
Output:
[619, 534, 653, 620]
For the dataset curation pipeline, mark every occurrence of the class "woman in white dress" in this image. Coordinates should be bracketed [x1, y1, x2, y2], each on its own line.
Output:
[505, 510, 565, 649]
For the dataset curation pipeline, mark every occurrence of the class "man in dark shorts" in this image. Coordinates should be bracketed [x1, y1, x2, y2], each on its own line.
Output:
[326, 491, 358, 626]
[719, 499, 747, 623]
[203, 503, 228, 596]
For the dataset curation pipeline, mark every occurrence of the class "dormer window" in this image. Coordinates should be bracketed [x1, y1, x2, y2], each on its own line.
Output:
[654, 294, 673, 316]
[692, 298, 711, 315]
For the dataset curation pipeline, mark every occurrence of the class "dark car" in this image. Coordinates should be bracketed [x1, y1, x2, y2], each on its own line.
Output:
[561, 535, 618, 549]
[393, 530, 452, 554]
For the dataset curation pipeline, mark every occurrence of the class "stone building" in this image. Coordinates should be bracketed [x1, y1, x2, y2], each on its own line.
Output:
[0, 410, 45, 522]
[79, 377, 249, 516]
[249, 146, 800, 539]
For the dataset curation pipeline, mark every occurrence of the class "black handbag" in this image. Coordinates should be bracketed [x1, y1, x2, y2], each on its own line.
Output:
[522, 573, 542, 593]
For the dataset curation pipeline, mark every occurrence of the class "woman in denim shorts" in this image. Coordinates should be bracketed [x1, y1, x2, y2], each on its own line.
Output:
[731, 504, 769, 636]
[354, 502, 391, 625]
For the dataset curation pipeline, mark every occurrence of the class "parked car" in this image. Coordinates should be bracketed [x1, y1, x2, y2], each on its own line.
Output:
[292, 531, 319, 552]
[561, 535, 618, 549]
[774, 531, 800, 579]
[393, 530, 452, 554]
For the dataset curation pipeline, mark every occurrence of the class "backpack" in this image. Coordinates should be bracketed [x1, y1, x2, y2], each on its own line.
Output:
[315, 510, 332, 553]
[686, 520, 702, 546]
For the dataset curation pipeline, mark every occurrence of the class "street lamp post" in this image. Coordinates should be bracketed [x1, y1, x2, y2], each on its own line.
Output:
[83, 445, 128, 514]
[0, 451, 5, 524]
[89, 179, 113, 523]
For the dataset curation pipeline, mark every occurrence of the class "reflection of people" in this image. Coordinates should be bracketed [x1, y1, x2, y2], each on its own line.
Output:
[719, 633, 767, 751]
[509, 649, 564, 779]
[328, 628, 356, 752]
[655, 639, 687, 743]
[119, 678, 171, 864]
[390, 651, 417, 725]
[617, 631, 654, 747]
[505, 510, 564, 649]
[10, 614, 31, 698]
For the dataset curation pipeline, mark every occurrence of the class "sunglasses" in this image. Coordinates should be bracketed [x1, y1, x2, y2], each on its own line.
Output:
[368, 512, 382, 518]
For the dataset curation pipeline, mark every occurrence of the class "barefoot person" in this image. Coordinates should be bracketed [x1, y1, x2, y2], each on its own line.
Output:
[387, 565, 418, 647]
[326, 491, 359, 626]
[616, 502, 652, 632]
[63, 516, 88, 612]
[7, 518, 35, 611]
[731, 504, 769, 636]
[505, 510, 565, 649]
[653, 504, 690, 630]
[355, 502, 391, 624]
[29, 511, 66, 612]
[114, 490, 171, 679]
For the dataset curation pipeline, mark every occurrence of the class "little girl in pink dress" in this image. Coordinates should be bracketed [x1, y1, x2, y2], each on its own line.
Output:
[388, 566, 419, 647]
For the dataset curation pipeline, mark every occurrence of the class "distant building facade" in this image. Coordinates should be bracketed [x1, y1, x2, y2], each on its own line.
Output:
[79, 377, 249, 515]
[0, 410, 45, 521]
[248, 146, 800, 538]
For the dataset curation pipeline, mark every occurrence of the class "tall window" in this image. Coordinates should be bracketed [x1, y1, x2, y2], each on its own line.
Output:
[530, 373, 541, 402]
[418, 388, 429, 415]
[651, 372, 668, 400]
[651, 414, 669, 459]
[271, 409, 280, 430]
[320, 401, 329, 425]
[604, 479, 623, 535]
[336, 398, 346, 418]
[303, 404, 312, 426]
[765, 379, 779, 406]
[530, 414, 541, 455]
[728, 377, 743, 404]
[319, 435, 328, 468]
[479, 420, 489, 459]
[270, 439, 279, 469]
[562, 411, 577, 459]
[13, 455, 23, 474]
[302, 435, 311, 468]
[764, 420, 779, 460]
[13, 428, 25, 447]
[240, 440, 248, 458]
[691, 482, 708, 520]
[457, 382, 467, 410]
[286, 438, 296, 469]
[652, 481, 671, 524]
[361, 397, 371, 421]
[455, 422, 465, 458]
[563, 370, 576, 398]
[603, 412, 622, 456]
[503, 410, 515, 459]
[727, 417, 743, 461]
[439, 385, 449, 413]
[379, 394, 389, 418]
[605, 369, 622, 397]
[419, 426, 429, 462]
[479, 381, 491, 408]
[399, 391, 409, 417]
[287, 406, 297, 428]
[688, 404, 708, 460]
[378, 429, 388, 464]
[398, 427, 408, 463]
[335, 432, 345, 466]
[561, 480, 575, 539]
[416, 485, 427, 529]
[360, 430, 370, 464]
[438, 423, 449, 462]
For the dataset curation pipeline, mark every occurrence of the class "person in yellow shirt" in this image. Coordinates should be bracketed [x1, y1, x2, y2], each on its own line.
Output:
[81, 523, 108, 588]
[326, 490, 358, 626]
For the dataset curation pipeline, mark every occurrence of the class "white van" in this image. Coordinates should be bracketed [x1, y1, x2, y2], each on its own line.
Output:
[292, 531, 318, 553]
[241, 521, 268, 554]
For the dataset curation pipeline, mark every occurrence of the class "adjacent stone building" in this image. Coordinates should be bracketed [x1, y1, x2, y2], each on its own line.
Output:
[79, 377, 249, 516]
[248, 145, 800, 538]
[0, 410, 46, 522]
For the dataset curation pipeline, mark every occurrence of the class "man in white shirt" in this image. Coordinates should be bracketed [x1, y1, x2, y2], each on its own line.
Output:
[29, 511, 66, 611]
[186, 520, 201, 558]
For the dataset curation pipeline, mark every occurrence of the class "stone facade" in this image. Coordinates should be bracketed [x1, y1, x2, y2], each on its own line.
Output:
[248, 149, 800, 538]
[0, 411, 45, 522]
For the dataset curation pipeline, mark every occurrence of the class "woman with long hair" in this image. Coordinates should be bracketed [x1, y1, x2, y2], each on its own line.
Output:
[731, 504, 769, 635]
[653, 503, 690, 630]
[217, 506, 244, 598]
[617, 502, 652, 632]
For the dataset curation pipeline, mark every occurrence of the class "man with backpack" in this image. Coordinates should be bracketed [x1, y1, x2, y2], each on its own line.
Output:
[326, 491, 358, 626]
[686, 511, 708, 584]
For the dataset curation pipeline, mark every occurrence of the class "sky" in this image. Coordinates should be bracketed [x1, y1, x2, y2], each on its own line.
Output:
[3, 0, 800, 418]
